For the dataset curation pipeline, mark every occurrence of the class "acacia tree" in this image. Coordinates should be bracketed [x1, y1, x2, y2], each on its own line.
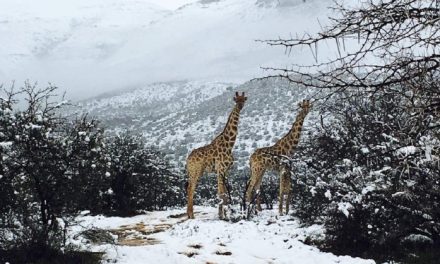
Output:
[289, 90, 439, 260]
[0, 84, 64, 256]
[0, 83, 107, 260]
[105, 132, 184, 216]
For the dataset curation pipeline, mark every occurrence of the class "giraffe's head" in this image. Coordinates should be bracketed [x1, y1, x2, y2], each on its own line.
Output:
[234, 91, 247, 110]
[298, 99, 312, 113]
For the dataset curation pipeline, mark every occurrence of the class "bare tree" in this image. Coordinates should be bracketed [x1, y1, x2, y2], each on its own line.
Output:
[261, 0, 439, 103]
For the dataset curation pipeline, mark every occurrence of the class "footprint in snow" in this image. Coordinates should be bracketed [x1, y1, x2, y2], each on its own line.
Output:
[215, 249, 232, 256]
[188, 244, 203, 249]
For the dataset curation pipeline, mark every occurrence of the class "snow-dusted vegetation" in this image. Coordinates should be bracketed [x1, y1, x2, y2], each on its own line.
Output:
[1, 0, 439, 263]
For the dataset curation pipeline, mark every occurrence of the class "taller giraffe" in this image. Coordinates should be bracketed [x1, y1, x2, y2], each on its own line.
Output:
[186, 92, 247, 220]
[245, 99, 312, 214]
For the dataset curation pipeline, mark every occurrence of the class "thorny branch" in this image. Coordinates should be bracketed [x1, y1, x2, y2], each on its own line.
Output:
[259, 0, 440, 93]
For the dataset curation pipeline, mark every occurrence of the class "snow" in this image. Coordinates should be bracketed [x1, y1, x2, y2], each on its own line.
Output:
[30, 124, 42, 129]
[361, 185, 376, 195]
[403, 234, 433, 244]
[360, 147, 369, 154]
[391, 191, 406, 198]
[369, 166, 391, 177]
[309, 187, 317, 197]
[337, 202, 353, 218]
[396, 146, 417, 156]
[324, 190, 332, 200]
[71, 206, 374, 264]
[342, 159, 352, 166]
[0, 141, 13, 148]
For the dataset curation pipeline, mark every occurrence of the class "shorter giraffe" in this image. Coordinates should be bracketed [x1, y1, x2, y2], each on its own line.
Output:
[245, 99, 312, 216]
[278, 166, 292, 215]
[186, 92, 247, 220]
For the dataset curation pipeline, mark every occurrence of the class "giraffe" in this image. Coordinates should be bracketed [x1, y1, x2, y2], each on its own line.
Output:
[244, 99, 311, 215]
[186, 92, 247, 220]
[278, 166, 292, 215]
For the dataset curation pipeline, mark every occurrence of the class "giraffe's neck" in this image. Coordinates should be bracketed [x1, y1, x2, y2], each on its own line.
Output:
[273, 109, 309, 155]
[214, 104, 241, 149]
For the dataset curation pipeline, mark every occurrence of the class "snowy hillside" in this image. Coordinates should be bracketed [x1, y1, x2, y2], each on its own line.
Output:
[71, 206, 375, 264]
[76, 78, 319, 169]
[0, 0, 331, 100]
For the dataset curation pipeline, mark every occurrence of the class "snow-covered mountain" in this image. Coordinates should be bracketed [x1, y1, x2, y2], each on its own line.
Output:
[77, 78, 319, 170]
[0, 0, 331, 100]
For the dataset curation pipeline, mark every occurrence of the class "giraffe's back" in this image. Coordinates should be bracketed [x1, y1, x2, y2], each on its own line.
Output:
[250, 147, 281, 171]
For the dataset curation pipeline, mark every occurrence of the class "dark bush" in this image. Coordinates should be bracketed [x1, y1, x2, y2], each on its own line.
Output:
[290, 89, 440, 262]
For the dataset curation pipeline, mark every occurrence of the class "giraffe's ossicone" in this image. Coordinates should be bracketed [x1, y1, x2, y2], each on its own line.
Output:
[245, 99, 312, 216]
[186, 92, 247, 220]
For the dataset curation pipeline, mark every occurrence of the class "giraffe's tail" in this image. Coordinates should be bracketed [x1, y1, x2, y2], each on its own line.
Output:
[184, 180, 189, 194]
[242, 178, 250, 211]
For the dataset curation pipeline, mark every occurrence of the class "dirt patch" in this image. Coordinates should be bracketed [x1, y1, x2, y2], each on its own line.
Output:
[118, 236, 160, 246]
[107, 211, 193, 247]
[110, 221, 183, 246]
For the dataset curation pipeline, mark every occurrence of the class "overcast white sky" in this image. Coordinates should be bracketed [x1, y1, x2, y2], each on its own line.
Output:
[0, 0, 332, 100]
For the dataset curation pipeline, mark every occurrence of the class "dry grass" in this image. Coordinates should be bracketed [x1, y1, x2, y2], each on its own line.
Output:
[118, 237, 161, 246]
[107, 211, 190, 247]
[110, 222, 181, 246]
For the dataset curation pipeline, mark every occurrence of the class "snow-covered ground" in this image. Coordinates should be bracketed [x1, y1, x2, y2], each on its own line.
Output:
[71, 206, 375, 264]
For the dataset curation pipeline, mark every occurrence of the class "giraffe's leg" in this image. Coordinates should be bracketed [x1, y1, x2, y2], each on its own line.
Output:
[279, 169, 286, 215]
[245, 176, 257, 206]
[254, 174, 264, 211]
[285, 190, 291, 215]
[217, 168, 230, 220]
[279, 194, 284, 216]
[245, 165, 264, 205]
[187, 166, 202, 219]
[256, 194, 263, 211]
[217, 173, 226, 220]
[217, 156, 234, 220]
[279, 176, 284, 216]
[187, 180, 196, 219]
[245, 156, 258, 205]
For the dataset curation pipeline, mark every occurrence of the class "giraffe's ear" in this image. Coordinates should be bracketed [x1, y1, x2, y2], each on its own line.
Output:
[298, 102, 302, 108]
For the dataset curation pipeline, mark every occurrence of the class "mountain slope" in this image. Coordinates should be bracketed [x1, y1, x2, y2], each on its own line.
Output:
[77, 78, 318, 170]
